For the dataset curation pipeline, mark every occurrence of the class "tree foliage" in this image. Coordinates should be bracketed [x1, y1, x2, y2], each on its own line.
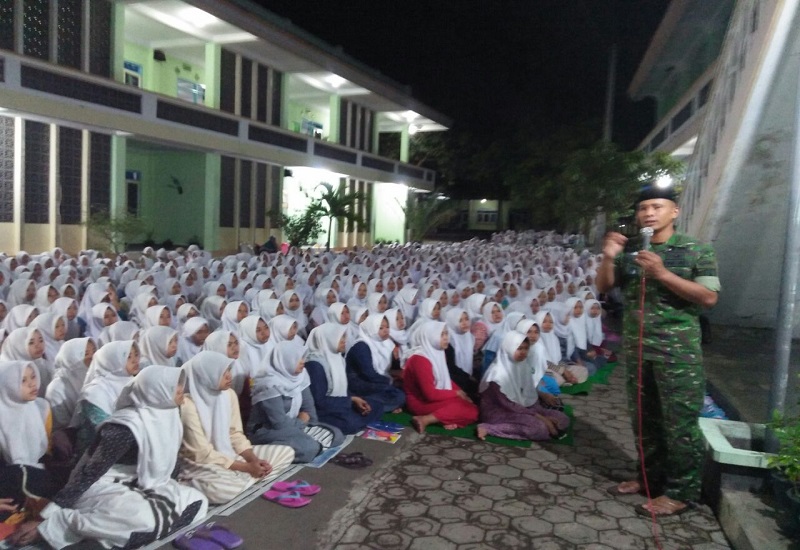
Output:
[84, 210, 146, 253]
[276, 203, 325, 248]
[315, 182, 365, 250]
[401, 194, 458, 242]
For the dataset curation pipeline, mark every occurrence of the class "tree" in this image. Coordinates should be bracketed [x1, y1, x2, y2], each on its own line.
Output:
[84, 210, 146, 253]
[315, 182, 365, 250]
[401, 194, 458, 242]
[276, 202, 325, 248]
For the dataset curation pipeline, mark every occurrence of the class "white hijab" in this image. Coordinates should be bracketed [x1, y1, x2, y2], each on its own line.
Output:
[202, 330, 246, 394]
[515, 319, 548, 388]
[177, 317, 208, 365]
[238, 315, 274, 378]
[480, 331, 537, 406]
[111, 365, 185, 489]
[409, 321, 451, 390]
[0, 360, 49, 466]
[445, 307, 474, 375]
[356, 313, 393, 377]
[307, 324, 348, 397]
[183, 351, 237, 459]
[534, 310, 562, 364]
[46, 337, 93, 429]
[584, 299, 604, 347]
[139, 326, 178, 367]
[81, 340, 136, 414]
[251, 341, 310, 418]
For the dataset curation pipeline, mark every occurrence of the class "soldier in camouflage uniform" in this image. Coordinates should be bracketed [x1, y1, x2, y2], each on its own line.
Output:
[596, 184, 720, 517]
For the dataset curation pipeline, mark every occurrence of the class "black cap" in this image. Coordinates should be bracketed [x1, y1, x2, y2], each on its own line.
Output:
[634, 182, 679, 207]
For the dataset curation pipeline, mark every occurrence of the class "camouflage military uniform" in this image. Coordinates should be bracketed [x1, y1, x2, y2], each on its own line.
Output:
[614, 232, 720, 502]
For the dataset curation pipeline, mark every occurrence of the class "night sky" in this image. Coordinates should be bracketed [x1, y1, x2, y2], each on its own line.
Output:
[255, 0, 669, 149]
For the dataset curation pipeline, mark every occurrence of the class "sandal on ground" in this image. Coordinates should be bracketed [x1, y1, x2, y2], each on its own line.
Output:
[331, 452, 373, 469]
[262, 490, 312, 508]
[194, 523, 243, 549]
[173, 531, 225, 550]
[272, 480, 321, 496]
[606, 481, 644, 497]
[634, 498, 692, 517]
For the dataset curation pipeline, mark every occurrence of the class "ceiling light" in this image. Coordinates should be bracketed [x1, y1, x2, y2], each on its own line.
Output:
[326, 75, 346, 89]
[180, 7, 217, 29]
[480, 198, 487, 204]
[408, 124, 418, 135]
[403, 111, 418, 122]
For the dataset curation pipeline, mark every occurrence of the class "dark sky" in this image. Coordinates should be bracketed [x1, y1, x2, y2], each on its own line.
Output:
[255, 0, 668, 149]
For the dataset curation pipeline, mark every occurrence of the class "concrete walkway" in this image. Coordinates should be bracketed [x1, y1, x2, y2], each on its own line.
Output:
[214, 364, 731, 549]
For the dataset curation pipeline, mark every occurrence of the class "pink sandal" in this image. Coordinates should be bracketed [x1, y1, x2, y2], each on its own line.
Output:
[271, 480, 321, 496]
[262, 490, 312, 508]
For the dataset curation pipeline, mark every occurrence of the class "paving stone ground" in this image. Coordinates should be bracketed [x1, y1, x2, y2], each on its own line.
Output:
[318, 366, 732, 550]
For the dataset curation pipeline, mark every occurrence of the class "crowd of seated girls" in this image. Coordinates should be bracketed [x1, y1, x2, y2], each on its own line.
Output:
[0, 230, 612, 547]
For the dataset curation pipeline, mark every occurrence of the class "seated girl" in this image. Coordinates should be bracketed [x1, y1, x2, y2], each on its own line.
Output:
[533, 310, 588, 388]
[248, 341, 334, 463]
[565, 297, 604, 376]
[478, 331, 569, 441]
[74, 341, 140, 458]
[305, 324, 383, 434]
[403, 321, 479, 433]
[178, 351, 295, 504]
[1, 327, 51, 396]
[46, 338, 96, 432]
[345, 314, 406, 414]
[444, 307, 479, 403]
[176, 317, 209, 368]
[12, 366, 208, 549]
[0, 361, 63, 532]
[138, 326, 179, 368]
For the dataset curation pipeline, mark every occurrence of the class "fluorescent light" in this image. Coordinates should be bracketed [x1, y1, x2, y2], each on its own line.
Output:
[408, 124, 418, 135]
[403, 110, 418, 122]
[326, 75, 346, 89]
[179, 7, 218, 29]
[480, 198, 487, 204]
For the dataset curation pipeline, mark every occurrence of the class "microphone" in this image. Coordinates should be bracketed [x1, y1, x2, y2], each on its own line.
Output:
[640, 227, 654, 251]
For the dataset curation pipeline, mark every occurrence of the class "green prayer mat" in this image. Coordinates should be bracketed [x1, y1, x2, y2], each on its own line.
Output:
[382, 404, 574, 447]
[588, 361, 618, 385]
[559, 380, 593, 395]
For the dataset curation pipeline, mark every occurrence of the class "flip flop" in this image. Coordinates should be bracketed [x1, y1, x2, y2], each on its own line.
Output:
[634, 501, 692, 517]
[272, 480, 321, 496]
[195, 523, 243, 549]
[331, 452, 373, 469]
[262, 490, 312, 508]
[173, 531, 225, 550]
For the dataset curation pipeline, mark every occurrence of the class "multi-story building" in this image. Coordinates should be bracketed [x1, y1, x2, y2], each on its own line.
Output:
[628, 0, 800, 333]
[0, 0, 450, 254]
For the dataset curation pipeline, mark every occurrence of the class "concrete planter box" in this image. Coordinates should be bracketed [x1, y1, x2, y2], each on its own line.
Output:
[700, 418, 775, 510]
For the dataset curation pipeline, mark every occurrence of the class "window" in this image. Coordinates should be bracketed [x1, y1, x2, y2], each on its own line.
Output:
[177, 78, 205, 104]
[476, 210, 497, 224]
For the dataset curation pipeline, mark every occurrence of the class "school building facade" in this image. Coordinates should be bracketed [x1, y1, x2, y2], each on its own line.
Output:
[0, 0, 450, 255]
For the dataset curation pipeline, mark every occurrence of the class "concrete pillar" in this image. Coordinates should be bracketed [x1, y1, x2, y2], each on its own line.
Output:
[400, 127, 410, 163]
[204, 43, 222, 110]
[109, 136, 127, 218]
[111, 3, 126, 84]
[203, 154, 221, 251]
[329, 95, 341, 144]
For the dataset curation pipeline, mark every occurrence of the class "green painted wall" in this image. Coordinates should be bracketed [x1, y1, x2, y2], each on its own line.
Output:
[123, 42, 206, 100]
[372, 183, 407, 243]
[126, 146, 208, 246]
[286, 100, 330, 139]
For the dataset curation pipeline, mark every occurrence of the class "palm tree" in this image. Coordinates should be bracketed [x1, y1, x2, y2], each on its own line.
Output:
[316, 182, 366, 250]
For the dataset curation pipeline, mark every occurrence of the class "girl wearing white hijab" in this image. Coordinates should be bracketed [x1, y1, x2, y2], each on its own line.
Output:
[279, 290, 309, 338]
[237, 315, 274, 379]
[176, 316, 210, 366]
[202, 330, 248, 395]
[199, 295, 226, 331]
[97, 320, 139, 348]
[392, 286, 419, 325]
[345, 305, 368, 353]
[477, 331, 569, 441]
[443, 307, 480, 402]
[1, 327, 51, 396]
[345, 313, 406, 414]
[403, 321, 478, 433]
[178, 351, 294, 504]
[533, 310, 588, 387]
[248, 341, 324, 463]
[221, 300, 248, 333]
[46, 338, 96, 430]
[0, 360, 62, 529]
[74, 340, 140, 458]
[3, 304, 38, 333]
[305, 324, 383, 434]
[88, 302, 118, 340]
[29, 311, 67, 371]
[51, 297, 81, 340]
[33, 284, 59, 313]
[138, 326, 178, 368]
[268, 314, 304, 346]
[309, 287, 336, 329]
[28, 366, 209, 550]
[6, 279, 35, 308]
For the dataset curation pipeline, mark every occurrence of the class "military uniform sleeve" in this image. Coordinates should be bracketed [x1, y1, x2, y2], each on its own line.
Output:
[693, 243, 720, 292]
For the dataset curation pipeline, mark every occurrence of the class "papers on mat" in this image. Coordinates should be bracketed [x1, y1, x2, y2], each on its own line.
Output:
[360, 421, 404, 444]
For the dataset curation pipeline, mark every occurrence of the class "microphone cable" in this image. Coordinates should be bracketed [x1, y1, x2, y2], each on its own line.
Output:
[637, 271, 664, 548]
